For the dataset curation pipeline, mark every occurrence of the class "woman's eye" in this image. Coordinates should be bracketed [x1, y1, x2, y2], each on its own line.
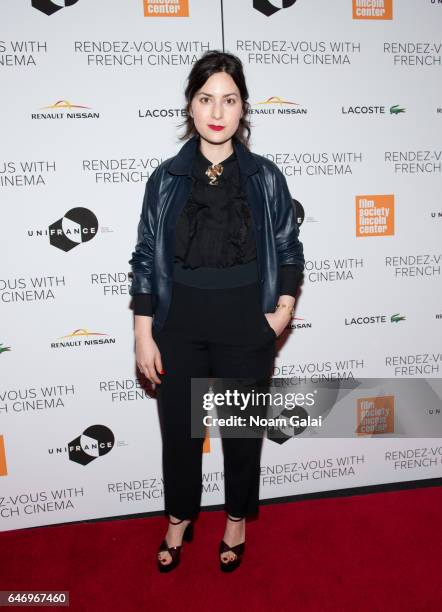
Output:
[226, 98, 235, 104]
[200, 97, 209, 103]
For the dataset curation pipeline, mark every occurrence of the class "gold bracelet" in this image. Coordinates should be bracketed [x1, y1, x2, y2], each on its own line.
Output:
[276, 303, 294, 316]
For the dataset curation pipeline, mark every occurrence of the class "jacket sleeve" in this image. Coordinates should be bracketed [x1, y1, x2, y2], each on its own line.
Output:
[279, 264, 304, 297]
[128, 168, 159, 296]
[132, 293, 153, 316]
[272, 166, 305, 272]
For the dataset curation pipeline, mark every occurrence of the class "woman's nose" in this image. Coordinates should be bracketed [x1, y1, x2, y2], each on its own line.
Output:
[211, 102, 223, 119]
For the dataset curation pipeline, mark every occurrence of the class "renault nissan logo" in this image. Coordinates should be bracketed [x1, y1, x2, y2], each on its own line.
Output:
[254, 0, 298, 17]
[32, 0, 79, 16]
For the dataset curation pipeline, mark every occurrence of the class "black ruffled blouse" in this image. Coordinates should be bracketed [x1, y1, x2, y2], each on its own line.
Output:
[174, 146, 256, 268]
[133, 145, 301, 316]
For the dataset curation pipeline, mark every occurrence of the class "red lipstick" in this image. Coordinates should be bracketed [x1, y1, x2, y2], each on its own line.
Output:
[208, 125, 224, 131]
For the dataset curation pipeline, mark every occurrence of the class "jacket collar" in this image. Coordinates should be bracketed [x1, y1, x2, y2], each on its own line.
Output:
[168, 134, 259, 177]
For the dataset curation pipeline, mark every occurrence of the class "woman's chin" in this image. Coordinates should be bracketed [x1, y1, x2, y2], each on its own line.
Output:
[197, 128, 236, 144]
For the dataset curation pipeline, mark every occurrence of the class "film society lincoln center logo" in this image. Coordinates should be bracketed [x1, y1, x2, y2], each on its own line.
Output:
[0, 435, 7, 477]
[144, 0, 189, 17]
[352, 0, 393, 20]
[356, 195, 394, 237]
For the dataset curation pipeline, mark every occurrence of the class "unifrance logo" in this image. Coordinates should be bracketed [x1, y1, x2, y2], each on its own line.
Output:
[68, 425, 115, 466]
[49, 207, 98, 251]
[254, 0, 298, 18]
[32, 0, 80, 16]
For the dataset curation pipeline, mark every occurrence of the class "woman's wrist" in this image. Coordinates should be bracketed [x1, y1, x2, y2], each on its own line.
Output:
[275, 296, 295, 318]
[134, 314, 153, 339]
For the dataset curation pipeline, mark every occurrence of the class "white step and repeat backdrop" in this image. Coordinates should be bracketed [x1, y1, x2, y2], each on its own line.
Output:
[1, 0, 441, 531]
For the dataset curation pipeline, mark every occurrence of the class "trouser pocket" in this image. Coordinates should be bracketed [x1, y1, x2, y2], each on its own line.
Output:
[261, 310, 277, 339]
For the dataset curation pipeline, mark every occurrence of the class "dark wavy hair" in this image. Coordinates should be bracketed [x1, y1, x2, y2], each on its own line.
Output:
[178, 50, 251, 148]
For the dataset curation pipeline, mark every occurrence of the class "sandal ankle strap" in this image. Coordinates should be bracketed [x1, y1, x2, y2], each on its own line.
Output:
[227, 514, 244, 521]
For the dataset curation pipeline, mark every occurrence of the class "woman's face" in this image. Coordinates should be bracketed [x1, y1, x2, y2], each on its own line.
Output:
[189, 71, 244, 145]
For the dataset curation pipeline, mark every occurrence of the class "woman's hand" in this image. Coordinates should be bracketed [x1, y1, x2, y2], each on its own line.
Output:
[264, 309, 292, 338]
[135, 334, 164, 390]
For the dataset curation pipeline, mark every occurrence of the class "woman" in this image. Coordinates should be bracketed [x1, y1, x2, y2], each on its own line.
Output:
[129, 50, 304, 573]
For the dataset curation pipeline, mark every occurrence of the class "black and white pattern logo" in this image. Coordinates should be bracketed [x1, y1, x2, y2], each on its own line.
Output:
[253, 0, 298, 17]
[32, 0, 80, 17]
[68, 425, 115, 466]
[49, 207, 98, 252]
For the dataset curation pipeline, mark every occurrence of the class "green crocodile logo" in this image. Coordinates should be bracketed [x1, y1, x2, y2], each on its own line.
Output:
[390, 313, 406, 323]
[390, 105, 406, 115]
[0, 344, 11, 354]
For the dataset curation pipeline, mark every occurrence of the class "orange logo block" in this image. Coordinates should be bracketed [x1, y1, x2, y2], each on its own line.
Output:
[203, 432, 211, 453]
[356, 396, 395, 435]
[144, 0, 189, 17]
[0, 435, 7, 476]
[352, 0, 393, 20]
[356, 194, 394, 237]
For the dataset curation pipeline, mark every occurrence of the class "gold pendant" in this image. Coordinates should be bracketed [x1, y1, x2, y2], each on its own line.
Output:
[205, 163, 224, 185]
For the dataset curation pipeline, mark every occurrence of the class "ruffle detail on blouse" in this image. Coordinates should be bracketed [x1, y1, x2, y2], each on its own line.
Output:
[175, 153, 257, 269]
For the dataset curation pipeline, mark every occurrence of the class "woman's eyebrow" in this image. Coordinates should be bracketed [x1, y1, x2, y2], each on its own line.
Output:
[197, 91, 239, 97]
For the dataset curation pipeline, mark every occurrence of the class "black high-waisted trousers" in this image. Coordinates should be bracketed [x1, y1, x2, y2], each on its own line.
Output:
[152, 279, 276, 520]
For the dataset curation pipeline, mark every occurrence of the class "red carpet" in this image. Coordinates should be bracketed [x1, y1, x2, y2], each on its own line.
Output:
[1, 485, 441, 612]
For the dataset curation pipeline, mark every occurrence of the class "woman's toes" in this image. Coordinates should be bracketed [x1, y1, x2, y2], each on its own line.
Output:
[159, 553, 171, 564]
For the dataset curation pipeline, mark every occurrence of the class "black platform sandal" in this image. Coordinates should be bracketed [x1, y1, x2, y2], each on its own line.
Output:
[219, 514, 246, 573]
[157, 517, 194, 573]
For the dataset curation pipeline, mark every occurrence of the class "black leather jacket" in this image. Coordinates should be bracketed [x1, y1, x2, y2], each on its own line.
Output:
[128, 135, 305, 332]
